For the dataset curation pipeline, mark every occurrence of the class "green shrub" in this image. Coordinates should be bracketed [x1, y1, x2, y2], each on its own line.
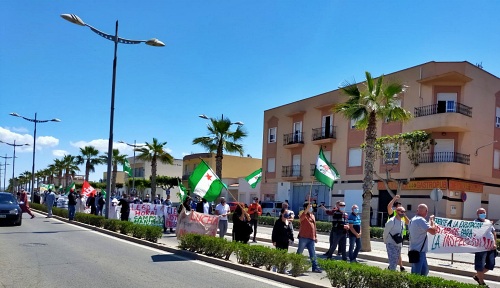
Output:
[30, 203, 47, 212]
[221, 240, 237, 260]
[262, 247, 279, 271]
[103, 219, 121, 232]
[370, 227, 384, 238]
[248, 245, 270, 268]
[144, 226, 163, 243]
[288, 253, 311, 277]
[234, 242, 250, 265]
[132, 224, 147, 239]
[119, 221, 134, 235]
[88, 215, 106, 227]
[272, 249, 290, 273]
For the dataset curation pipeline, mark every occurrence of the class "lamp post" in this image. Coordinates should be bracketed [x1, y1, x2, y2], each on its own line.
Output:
[0, 140, 29, 194]
[10, 113, 60, 202]
[0, 155, 13, 191]
[118, 140, 145, 195]
[61, 14, 165, 219]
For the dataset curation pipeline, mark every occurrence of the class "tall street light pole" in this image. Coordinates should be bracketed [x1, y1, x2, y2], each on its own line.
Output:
[119, 140, 145, 195]
[10, 113, 60, 202]
[0, 140, 29, 194]
[61, 14, 165, 219]
[0, 155, 13, 191]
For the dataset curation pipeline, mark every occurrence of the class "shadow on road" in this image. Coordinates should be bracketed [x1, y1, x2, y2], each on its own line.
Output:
[151, 254, 190, 263]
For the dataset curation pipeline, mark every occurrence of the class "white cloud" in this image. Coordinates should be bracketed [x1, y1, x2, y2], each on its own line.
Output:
[0, 127, 60, 153]
[70, 139, 173, 156]
[53, 150, 68, 157]
[7, 126, 29, 133]
[37, 136, 59, 148]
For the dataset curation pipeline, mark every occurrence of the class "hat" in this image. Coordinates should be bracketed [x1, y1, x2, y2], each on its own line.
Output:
[253, 197, 258, 201]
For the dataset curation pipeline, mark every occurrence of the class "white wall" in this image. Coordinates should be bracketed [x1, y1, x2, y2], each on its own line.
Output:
[276, 182, 291, 203]
[343, 189, 363, 212]
[488, 193, 500, 220]
[463, 192, 482, 219]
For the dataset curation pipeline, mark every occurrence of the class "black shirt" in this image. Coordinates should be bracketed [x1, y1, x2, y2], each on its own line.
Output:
[118, 198, 130, 213]
[68, 192, 77, 205]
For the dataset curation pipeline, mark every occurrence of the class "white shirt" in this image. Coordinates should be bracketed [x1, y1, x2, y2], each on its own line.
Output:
[203, 202, 210, 214]
[215, 203, 230, 220]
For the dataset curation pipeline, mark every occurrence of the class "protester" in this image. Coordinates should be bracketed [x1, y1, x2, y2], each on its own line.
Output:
[272, 208, 294, 250]
[248, 197, 262, 243]
[472, 208, 497, 286]
[67, 190, 77, 221]
[387, 194, 410, 272]
[117, 194, 130, 221]
[75, 194, 86, 213]
[153, 195, 161, 204]
[408, 204, 437, 276]
[232, 203, 252, 243]
[45, 189, 56, 218]
[111, 197, 120, 219]
[215, 197, 230, 238]
[97, 193, 105, 216]
[348, 204, 362, 263]
[297, 202, 322, 273]
[383, 206, 406, 270]
[86, 193, 96, 215]
[163, 195, 174, 233]
[321, 201, 349, 261]
[19, 190, 35, 219]
[143, 194, 151, 203]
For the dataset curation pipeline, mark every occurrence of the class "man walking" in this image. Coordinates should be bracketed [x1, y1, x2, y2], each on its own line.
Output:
[297, 202, 322, 273]
[383, 206, 406, 270]
[67, 190, 76, 221]
[409, 204, 436, 276]
[387, 194, 410, 271]
[248, 197, 262, 242]
[117, 194, 130, 222]
[321, 201, 349, 260]
[348, 204, 362, 262]
[472, 208, 497, 286]
[45, 189, 56, 218]
[215, 197, 230, 238]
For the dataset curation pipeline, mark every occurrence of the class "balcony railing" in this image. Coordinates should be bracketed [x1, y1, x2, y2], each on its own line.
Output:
[419, 152, 470, 165]
[312, 126, 336, 141]
[283, 132, 304, 145]
[282, 165, 302, 177]
[414, 102, 472, 117]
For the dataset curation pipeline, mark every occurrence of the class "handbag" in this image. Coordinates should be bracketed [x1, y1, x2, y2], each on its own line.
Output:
[408, 235, 427, 263]
[389, 220, 404, 244]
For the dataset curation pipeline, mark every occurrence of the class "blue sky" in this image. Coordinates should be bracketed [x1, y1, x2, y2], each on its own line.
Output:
[1, 1, 500, 185]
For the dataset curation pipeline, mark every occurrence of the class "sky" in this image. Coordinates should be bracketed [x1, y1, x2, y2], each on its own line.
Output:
[1, 1, 500, 186]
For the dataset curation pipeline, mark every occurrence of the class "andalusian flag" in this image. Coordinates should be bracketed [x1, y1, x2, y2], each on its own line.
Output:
[188, 160, 223, 202]
[178, 180, 188, 202]
[314, 147, 340, 189]
[65, 182, 75, 195]
[245, 168, 262, 188]
[123, 159, 133, 177]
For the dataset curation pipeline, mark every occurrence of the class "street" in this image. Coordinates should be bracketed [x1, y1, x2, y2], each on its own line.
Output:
[0, 213, 294, 288]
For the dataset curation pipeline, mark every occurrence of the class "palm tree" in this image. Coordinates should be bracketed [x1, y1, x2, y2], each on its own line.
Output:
[136, 138, 174, 196]
[19, 171, 31, 191]
[62, 155, 80, 187]
[76, 146, 105, 182]
[333, 71, 412, 252]
[101, 149, 128, 196]
[50, 158, 65, 186]
[192, 116, 247, 179]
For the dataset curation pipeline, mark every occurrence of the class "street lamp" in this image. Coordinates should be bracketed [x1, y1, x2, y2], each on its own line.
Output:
[10, 112, 60, 202]
[0, 155, 13, 191]
[118, 140, 145, 195]
[61, 13, 165, 219]
[0, 140, 29, 194]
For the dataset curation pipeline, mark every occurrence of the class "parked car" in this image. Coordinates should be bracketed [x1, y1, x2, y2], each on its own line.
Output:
[494, 219, 500, 237]
[0, 192, 22, 226]
[261, 201, 283, 217]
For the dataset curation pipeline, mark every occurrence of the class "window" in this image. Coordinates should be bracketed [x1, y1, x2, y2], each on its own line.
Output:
[267, 157, 276, 173]
[437, 93, 457, 113]
[496, 108, 500, 128]
[268, 127, 277, 143]
[494, 150, 500, 170]
[348, 148, 362, 167]
[293, 122, 302, 142]
[384, 143, 399, 164]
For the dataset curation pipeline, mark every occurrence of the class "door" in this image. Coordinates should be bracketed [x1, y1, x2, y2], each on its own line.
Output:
[292, 154, 301, 176]
[437, 93, 457, 113]
[434, 139, 454, 162]
[322, 115, 332, 138]
[293, 122, 302, 142]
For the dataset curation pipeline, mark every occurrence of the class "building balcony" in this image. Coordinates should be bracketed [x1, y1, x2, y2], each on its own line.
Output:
[282, 165, 302, 181]
[311, 126, 336, 145]
[418, 152, 470, 165]
[411, 103, 472, 132]
[414, 102, 472, 118]
[283, 132, 304, 148]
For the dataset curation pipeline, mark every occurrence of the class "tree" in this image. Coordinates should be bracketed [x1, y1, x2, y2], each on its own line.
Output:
[135, 138, 173, 196]
[101, 149, 128, 196]
[61, 155, 80, 187]
[333, 71, 412, 252]
[192, 116, 247, 179]
[156, 175, 181, 197]
[50, 158, 65, 186]
[76, 146, 105, 182]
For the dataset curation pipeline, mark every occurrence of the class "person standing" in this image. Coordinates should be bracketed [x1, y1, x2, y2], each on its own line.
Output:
[247, 197, 262, 243]
[408, 204, 437, 276]
[75, 194, 86, 213]
[348, 204, 362, 263]
[321, 201, 349, 261]
[232, 203, 252, 243]
[387, 194, 410, 272]
[215, 197, 230, 238]
[296, 202, 322, 273]
[383, 206, 406, 270]
[272, 209, 294, 251]
[117, 194, 130, 221]
[472, 208, 497, 286]
[87, 193, 96, 215]
[97, 193, 105, 216]
[67, 190, 77, 221]
[19, 190, 35, 219]
[45, 189, 56, 218]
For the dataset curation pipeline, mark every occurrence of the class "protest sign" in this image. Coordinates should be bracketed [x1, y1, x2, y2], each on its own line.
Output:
[129, 203, 164, 226]
[176, 208, 219, 238]
[164, 206, 178, 229]
[428, 217, 496, 253]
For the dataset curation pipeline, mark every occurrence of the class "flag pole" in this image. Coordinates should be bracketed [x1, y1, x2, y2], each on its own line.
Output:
[308, 179, 314, 202]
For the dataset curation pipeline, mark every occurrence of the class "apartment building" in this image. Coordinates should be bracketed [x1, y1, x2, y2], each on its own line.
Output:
[262, 61, 500, 224]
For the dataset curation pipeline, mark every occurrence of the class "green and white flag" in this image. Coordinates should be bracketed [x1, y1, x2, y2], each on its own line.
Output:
[178, 180, 188, 202]
[123, 159, 133, 177]
[188, 160, 224, 202]
[245, 168, 262, 188]
[65, 182, 75, 195]
[314, 147, 340, 189]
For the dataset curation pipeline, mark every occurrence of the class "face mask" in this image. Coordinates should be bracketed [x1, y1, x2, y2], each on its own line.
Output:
[309, 207, 313, 213]
[398, 213, 405, 218]
[479, 213, 486, 219]
[353, 208, 359, 214]
[339, 207, 345, 212]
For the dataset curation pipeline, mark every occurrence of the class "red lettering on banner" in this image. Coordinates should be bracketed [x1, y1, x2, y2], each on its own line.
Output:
[190, 211, 219, 225]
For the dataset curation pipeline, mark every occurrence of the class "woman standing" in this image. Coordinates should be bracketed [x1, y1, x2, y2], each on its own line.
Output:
[272, 209, 294, 250]
[19, 190, 35, 219]
[232, 203, 252, 243]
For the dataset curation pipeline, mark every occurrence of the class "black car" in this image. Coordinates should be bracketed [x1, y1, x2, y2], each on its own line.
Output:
[0, 192, 22, 226]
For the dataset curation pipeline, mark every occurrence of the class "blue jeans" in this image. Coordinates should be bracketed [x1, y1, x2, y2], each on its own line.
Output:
[297, 237, 318, 271]
[219, 220, 228, 238]
[68, 205, 76, 220]
[327, 230, 347, 260]
[411, 252, 429, 276]
[348, 235, 361, 261]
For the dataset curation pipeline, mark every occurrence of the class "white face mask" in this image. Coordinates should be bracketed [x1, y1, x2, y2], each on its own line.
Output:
[309, 207, 313, 213]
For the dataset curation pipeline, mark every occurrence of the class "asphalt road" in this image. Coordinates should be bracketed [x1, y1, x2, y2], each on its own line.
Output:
[0, 213, 295, 288]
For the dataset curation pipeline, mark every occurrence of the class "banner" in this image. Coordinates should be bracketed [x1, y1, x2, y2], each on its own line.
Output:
[164, 206, 178, 229]
[428, 217, 496, 253]
[176, 208, 219, 238]
[129, 203, 164, 227]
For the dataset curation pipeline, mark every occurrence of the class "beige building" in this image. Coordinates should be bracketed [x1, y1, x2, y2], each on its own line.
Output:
[262, 61, 500, 224]
[182, 153, 262, 203]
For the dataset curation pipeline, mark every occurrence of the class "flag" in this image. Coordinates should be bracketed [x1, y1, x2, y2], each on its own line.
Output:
[245, 168, 262, 188]
[58, 184, 63, 192]
[81, 181, 97, 197]
[65, 182, 75, 195]
[123, 159, 133, 177]
[188, 160, 224, 202]
[314, 147, 340, 188]
[178, 179, 188, 202]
